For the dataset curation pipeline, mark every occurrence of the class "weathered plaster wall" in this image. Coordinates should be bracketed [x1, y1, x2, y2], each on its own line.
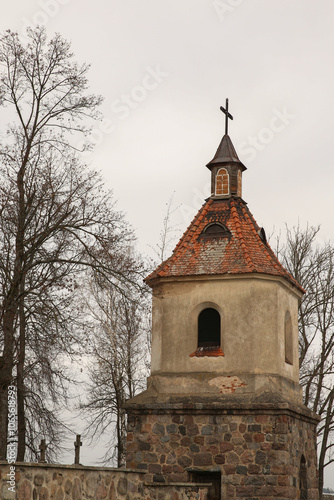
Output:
[0, 462, 209, 499]
[150, 275, 301, 401]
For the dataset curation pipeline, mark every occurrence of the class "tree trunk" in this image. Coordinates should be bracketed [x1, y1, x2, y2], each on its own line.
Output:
[318, 391, 334, 498]
[0, 159, 26, 458]
[0, 385, 9, 460]
[0, 303, 17, 459]
[116, 405, 127, 468]
[17, 288, 26, 461]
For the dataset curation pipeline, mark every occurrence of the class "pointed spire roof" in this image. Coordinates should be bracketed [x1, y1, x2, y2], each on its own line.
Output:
[207, 134, 246, 171]
[146, 102, 303, 294]
[146, 197, 304, 294]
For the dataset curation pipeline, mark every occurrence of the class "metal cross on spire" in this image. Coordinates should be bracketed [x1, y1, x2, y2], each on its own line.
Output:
[220, 98, 233, 135]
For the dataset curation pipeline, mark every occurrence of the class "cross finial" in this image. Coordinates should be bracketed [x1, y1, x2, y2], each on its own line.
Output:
[220, 98, 233, 135]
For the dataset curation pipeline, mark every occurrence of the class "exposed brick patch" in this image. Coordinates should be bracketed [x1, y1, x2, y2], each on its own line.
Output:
[208, 375, 246, 394]
[190, 346, 224, 357]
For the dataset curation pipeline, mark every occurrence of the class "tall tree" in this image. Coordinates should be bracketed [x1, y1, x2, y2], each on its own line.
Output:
[151, 194, 180, 263]
[0, 27, 137, 460]
[80, 268, 150, 467]
[278, 225, 334, 496]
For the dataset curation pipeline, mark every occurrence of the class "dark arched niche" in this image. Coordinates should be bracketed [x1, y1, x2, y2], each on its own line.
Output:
[198, 308, 221, 348]
[299, 455, 307, 499]
[285, 310, 293, 365]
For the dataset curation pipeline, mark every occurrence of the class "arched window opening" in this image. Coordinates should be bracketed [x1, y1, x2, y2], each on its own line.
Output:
[299, 455, 307, 500]
[258, 227, 267, 244]
[215, 168, 229, 196]
[200, 222, 231, 240]
[198, 308, 220, 348]
[285, 311, 293, 365]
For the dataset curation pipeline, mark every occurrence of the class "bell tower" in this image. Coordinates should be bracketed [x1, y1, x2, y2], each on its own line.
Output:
[207, 99, 246, 199]
[207, 133, 246, 198]
[125, 103, 319, 500]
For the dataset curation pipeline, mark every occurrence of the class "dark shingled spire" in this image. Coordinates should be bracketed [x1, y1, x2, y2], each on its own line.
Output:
[206, 134, 246, 171]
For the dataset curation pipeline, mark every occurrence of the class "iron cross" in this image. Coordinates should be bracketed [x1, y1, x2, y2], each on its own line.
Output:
[220, 98, 233, 135]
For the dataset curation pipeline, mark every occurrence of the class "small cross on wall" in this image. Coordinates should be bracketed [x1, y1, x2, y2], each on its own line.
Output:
[220, 98, 233, 135]
[74, 434, 82, 465]
[39, 439, 47, 463]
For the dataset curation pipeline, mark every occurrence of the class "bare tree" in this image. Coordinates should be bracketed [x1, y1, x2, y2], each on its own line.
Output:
[278, 224, 334, 496]
[150, 193, 180, 263]
[0, 27, 137, 460]
[80, 266, 150, 467]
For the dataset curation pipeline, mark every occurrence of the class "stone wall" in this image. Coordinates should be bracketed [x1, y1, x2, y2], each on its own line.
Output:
[0, 462, 209, 499]
[126, 406, 319, 499]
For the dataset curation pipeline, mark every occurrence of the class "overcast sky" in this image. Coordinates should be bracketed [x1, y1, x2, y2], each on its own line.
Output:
[2, 0, 334, 486]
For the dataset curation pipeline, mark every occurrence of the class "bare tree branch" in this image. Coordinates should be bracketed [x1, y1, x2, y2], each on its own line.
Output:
[279, 223, 334, 496]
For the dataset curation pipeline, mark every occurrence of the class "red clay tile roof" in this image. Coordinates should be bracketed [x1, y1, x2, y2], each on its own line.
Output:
[146, 197, 304, 294]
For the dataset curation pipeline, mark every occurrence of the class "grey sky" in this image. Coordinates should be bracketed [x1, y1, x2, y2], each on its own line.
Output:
[2, 0, 334, 487]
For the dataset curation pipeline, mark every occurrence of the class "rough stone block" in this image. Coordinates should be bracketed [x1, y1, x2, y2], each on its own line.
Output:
[193, 453, 213, 466]
[201, 425, 212, 435]
[152, 423, 165, 436]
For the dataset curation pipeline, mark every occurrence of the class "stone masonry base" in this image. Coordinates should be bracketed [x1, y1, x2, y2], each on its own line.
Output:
[126, 403, 319, 499]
